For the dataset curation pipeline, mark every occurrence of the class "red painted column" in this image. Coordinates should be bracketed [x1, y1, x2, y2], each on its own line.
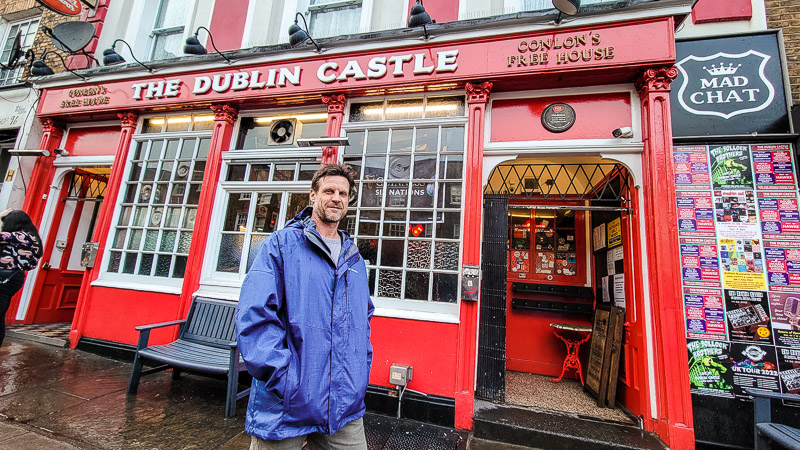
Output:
[321, 94, 346, 164]
[636, 68, 695, 449]
[454, 81, 492, 430]
[22, 119, 63, 227]
[178, 104, 238, 317]
[69, 112, 138, 347]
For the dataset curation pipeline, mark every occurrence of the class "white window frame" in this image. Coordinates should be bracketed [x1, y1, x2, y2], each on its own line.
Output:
[93, 115, 213, 294]
[149, 0, 194, 60]
[341, 94, 468, 321]
[299, 0, 373, 38]
[0, 16, 40, 86]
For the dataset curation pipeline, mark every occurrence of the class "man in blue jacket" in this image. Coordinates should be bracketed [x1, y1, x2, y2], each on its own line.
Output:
[237, 163, 374, 449]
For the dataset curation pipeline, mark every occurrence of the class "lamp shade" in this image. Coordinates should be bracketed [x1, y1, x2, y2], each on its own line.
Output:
[183, 35, 207, 55]
[102, 48, 125, 65]
[288, 22, 309, 47]
[408, 2, 432, 27]
[30, 59, 54, 76]
[552, 0, 581, 15]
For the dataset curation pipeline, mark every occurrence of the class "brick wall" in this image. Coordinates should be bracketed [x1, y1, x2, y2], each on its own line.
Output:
[765, 0, 799, 105]
[1, 1, 81, 81]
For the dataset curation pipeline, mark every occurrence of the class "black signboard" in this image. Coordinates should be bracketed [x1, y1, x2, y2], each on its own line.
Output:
[541, 103, 576, 133]
[671, 32, 791, 137]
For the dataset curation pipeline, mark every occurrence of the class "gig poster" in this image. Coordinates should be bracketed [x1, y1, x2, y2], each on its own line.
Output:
[758, 192, 800, 238]
[777, 347, 800, 396]
[685, 288, 727, 340]
[687, 339, 734, 397]
[769, 292, 800, 348]
[729, 342, 781, 398]
[674, 146, 712, 187]
[710, 145, 754, 190]
[724, 289, 773, 344]
[674, 143, 800, 405]
[764, 240, 800, 289]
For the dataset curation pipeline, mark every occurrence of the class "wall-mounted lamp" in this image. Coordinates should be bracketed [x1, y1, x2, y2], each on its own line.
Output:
[103, 39, 154, 72]
[30, 51, 88, 81]
[8, 149, 51, 157]
[184, 26, 233, 64]
[297, 137, 350, 147]
[288, 12, 322, 52]
[408, 0, 434, 40]
[553, 0, 581, 24]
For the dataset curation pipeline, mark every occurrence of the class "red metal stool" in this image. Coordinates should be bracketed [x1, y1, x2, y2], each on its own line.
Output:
[549, 322, 593, 384]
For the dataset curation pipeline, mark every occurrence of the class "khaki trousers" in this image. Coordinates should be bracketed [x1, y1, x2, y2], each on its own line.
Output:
[250, 418, 367, 450]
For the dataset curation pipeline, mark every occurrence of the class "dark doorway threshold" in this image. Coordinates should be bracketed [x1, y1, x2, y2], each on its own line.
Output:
[472, 400, 666, 450]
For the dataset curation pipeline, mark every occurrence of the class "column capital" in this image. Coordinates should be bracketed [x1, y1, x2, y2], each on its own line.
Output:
[466, 82, 493, 104]
[38, 118, 64, 134]
[211, 104, 239, 125]
[322, 94, 347, 114]
[636, 67, 679, 95]
[117, 112, 139, 128]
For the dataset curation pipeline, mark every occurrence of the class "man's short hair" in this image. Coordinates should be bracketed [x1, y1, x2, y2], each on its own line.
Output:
[311, 163, 357, 201]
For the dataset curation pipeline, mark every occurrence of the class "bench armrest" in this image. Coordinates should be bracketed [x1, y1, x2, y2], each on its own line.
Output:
[744, 389, 800, 402]
[134, 319, 187, 332]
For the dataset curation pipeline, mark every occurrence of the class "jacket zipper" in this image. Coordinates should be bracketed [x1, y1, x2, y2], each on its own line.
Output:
[328, 261, 335, 433]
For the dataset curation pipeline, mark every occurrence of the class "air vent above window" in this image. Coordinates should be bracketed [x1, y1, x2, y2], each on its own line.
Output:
[268, 119, 296, 146]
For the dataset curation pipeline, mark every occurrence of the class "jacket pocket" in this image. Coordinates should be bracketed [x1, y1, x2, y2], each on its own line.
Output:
[339, 327, 370, 419]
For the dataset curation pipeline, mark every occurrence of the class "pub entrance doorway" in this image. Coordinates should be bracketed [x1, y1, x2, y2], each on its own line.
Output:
[476, 157, 648, 428]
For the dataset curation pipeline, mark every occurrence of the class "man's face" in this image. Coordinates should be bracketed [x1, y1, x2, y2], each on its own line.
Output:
[310, 175, 350, 224]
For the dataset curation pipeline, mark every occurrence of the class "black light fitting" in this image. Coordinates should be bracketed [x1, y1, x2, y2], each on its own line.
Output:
[29, 51, 88, 81]
[408, 0, 434, 40]
[103, 39, 154, 72]
[184, 26, 233, 64]
[552, 0, 581, 24]
[288, 12, 321, 52]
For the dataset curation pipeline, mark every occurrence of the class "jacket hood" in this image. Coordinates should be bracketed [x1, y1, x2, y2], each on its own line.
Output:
[287, 206, 353, 241]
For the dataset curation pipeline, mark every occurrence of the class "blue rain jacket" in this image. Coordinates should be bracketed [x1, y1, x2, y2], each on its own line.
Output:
[236, 207, 374, 441]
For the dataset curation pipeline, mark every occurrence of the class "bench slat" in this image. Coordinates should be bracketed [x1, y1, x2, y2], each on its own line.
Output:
[757, 423, 800, 449]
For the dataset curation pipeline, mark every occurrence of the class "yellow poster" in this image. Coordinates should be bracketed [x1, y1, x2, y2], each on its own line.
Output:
[607, 218, 622, 248]
[722, 272, 766, 291]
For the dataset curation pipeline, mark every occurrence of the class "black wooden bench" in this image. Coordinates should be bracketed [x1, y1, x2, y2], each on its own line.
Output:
[745, 389, 800, 449]
[127, 297, 250, 417]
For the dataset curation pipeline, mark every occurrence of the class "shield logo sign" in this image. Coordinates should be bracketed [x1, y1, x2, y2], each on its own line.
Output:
[676, 50, 775, 120]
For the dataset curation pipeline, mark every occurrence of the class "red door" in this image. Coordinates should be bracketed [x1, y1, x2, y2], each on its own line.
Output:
[27, 170, 108, 324]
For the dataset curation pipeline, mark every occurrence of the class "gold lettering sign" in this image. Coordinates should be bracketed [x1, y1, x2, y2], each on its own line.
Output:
[60, 85, 111, 109]
[507, 32, 615, 68]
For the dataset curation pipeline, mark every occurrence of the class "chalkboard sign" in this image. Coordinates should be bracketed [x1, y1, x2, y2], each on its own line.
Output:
[586, 306, 625, 407]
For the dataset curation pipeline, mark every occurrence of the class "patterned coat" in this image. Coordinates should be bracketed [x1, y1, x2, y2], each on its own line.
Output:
[0, 231, 41, 271]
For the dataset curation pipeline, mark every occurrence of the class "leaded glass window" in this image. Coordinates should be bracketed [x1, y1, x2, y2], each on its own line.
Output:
[107, 131, 210, 279]
[343, 96, 466, 304]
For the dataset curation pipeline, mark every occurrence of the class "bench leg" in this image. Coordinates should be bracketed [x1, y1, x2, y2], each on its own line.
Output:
[128, 352, 144, 394]
[226, 368, 239, 418]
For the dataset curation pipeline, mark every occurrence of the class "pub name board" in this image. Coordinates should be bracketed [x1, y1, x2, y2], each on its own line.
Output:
[39, 19, 674, 116]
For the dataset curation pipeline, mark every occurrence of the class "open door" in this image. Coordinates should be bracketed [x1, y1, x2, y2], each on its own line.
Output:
[27, 169, 108, 323]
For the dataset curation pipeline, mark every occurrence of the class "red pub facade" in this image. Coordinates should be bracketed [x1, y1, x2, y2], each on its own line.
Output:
[8, 1, 703, 448]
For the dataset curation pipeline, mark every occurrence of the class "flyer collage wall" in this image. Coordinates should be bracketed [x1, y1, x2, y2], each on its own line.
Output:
[675, 144, 800, 402]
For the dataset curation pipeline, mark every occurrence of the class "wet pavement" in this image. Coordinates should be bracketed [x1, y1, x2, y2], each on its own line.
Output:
[0, 338, 470, 449]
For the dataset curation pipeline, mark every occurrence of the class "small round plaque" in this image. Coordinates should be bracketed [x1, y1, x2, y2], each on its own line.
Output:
[541, 103, 576, 133]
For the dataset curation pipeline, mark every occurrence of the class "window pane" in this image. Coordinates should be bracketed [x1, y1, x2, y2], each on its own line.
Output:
[177, 231, 192, 253]
[358, 239, 378, 266]
[366, 130, 389, 154]
[246, 235, 269, 272]
[434, 241, 459, 270]
[217, 234, 244, 273]
[415, 127, 438, 152]
[274, 164, 295, 181]
[426, 97, 465, 118]
[410, 183, 434, 208]
[123, 253, 137, 274]
[285, 193, 309, 223]
[386, 182, 408, 208]
[441, 127, 464, 152]
[349, 102, 383, 122]
[227, 164, 246, 181]
[254, 193, 282, 233]
[436, 212, 461, 239]
[156, 0, 192, 28]
[405, 271, 430, 300]
[160, 230, 177, 252]
[413, 155, 436, 179]
[383, 211, 406, 237]
[298, 164, 318, 181]
[380, 239, 404, 267]
[439, 155, 463, 179]
[310, 4, 362, 38]
[223, 193, 250, 232]
[152, 31, 184, 60]
[186, 183, 202, 205]
[364, 157, 386, 180]
[388, 156, 411, 180]
[360, 182, 382, 207]
[249, 164, 271, 181]
[358, 211, 380, 236]
[407, 240, 431, 269]
[142, 119, 163, 134]
[433, 273, 458, 303]
[377, 269, 402, 298]
[437, 183, 462, 208]
[173, 256, 188, 278]
[108, 252, 121, 272]
[165, 116, 191, 132]
[139, 254, 154, 276]
[385, 99, 423, 121]
[155, 254, 172, 277]
[344, 131, 365, 154]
